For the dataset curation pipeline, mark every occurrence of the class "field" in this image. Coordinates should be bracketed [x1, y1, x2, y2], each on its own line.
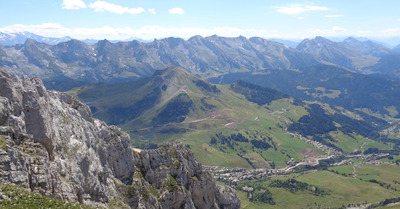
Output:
[330, 164, 400, 190]
[222, 164, 400, 208]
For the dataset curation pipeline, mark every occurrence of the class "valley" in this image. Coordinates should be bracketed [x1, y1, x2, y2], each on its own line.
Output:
[71, 67, 398, 168]
[68, 64, 400, 208]
[3, 34, 400, 208]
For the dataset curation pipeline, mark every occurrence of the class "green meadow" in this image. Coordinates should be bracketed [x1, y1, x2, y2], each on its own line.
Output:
[223, 164, 400, 208]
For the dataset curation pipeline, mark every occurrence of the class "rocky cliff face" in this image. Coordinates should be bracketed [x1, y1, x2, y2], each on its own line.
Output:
[129, 143, 240, 209]
[0, 68, 240, 208]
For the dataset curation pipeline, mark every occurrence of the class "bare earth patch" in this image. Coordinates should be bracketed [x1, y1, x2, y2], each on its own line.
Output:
[300, 148, 322, 159]
[185, 112, 239, 128]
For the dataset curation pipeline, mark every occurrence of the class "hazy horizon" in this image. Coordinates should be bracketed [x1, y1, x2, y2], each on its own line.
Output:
[2, 0, 400, 46]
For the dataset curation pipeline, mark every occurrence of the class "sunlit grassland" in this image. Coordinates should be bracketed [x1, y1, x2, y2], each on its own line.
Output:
[218, 165, 400, 208]
[328, 131, 391, 154]
[296, 170, 400, 207]
[330, 164, 400, 190]
[235, 168, 400, 208]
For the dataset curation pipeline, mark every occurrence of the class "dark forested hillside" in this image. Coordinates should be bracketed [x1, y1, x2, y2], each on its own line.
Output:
[230, 80, 288, 106]
[209, 64, 400, 117]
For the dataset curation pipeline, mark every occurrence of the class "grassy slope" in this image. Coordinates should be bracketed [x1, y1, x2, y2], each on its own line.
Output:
[141, 87, 389, 168]
[228, 164, 400, 208]
[330, 164, 400, 190]
[296, 171, 398, 207]
[130, 85, 324, 168]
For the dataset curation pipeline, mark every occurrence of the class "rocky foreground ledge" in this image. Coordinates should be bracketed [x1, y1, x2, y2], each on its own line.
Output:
[0, 68, 240, 208]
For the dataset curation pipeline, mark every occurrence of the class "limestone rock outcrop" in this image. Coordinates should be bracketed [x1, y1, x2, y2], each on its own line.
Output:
[0, 68, 135, 207]
[130, 142, 240, 209]
[0, 68, 240, 208]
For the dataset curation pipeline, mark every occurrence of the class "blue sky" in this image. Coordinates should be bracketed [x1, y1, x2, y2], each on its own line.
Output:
[1, 0, 400, 43]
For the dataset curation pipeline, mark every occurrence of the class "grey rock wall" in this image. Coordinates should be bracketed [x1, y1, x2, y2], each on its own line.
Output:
[0, 68, 240, 208]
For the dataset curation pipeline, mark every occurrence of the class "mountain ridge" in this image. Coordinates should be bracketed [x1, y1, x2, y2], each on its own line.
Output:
[296, 36, 380, 71]
[2, 34, 400, 89]
[0, 35, 321, 90]
[75, 66, 221, 126]
[342, 37, 391, 57]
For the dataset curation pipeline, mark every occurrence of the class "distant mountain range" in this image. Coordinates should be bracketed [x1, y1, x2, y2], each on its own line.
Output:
[2, 33, 400, 91]
[0, 35, 320, 90]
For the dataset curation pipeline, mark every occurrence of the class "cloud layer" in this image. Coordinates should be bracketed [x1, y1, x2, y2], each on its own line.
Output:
[148, 8, 156, 14]
[274, 4, 330, 15]
[169, 8, 184, 15]
[1, 23, 400, 41]
[62, 0, 87, 10]
[61, 0, 183, 16]
[325, 14, 344, 18]
[0, 23, 267, 40]
[89, 1, 145, 15]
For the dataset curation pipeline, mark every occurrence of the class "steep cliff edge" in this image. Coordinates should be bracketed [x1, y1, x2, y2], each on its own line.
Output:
[0, 68, 240, 208]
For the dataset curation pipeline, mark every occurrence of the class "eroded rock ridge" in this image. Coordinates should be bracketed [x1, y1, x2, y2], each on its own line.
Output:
[0, 68, 240, 208]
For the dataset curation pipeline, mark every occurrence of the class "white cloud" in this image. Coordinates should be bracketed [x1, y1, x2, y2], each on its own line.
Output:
[62, 0, 87, 10]
[169, 8, 184, 15]
[2, 23, 400, 41]
[325, 14, 344, 18]
[304, 26, 348, 38]
[274, 4, 329, 15]
[89, 1, 145, 15]
[297, 17, 304, 20]
[0, 23, 69, 35]
[372, 28, 400, 38]
[0, 23, 263, 40]
[148, 8, 156, 14]
[332, 26, 345, 32]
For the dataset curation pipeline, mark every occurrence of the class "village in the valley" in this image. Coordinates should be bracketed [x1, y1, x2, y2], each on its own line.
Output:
[205, 131, 395, 183]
